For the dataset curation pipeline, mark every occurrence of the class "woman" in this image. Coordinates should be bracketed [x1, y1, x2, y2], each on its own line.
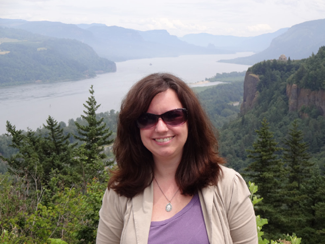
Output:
[96, 73, 257, 244]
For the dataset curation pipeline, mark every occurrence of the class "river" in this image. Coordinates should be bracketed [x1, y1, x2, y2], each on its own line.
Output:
[0, 52, 253, 134]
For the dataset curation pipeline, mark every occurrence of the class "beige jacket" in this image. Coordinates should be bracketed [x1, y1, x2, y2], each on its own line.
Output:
[96, 165, 258, 244]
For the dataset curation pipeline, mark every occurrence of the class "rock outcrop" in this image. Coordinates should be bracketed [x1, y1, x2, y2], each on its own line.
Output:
[286, 84, 325, 116]
[240, 72, 260, 114]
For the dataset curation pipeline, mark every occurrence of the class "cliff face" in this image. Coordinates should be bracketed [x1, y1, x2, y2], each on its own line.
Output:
[240, 72, 260, 114]
[286, 84, 325, 116]
[240, 73, 325, 116]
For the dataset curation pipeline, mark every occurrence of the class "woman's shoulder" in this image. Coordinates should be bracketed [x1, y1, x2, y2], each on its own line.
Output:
[218, 164, 243, 182]
[216, 164, 250, 198]
[100, 188, 130, 215]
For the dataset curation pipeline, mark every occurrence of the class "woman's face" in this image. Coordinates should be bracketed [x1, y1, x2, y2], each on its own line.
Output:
[140, 89, 188, 163]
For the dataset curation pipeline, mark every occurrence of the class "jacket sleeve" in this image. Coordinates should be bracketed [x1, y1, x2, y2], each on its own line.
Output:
[226, 172, 258, 244]
[96, 188, 127, 244]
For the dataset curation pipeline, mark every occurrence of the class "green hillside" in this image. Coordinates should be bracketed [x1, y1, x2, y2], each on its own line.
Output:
[218, 47, 325, 172]
[0, 27, 116, 86]
[215, 47, 325, 242]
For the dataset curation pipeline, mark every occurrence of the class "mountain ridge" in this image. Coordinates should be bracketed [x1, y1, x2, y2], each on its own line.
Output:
[180, 28, 288, 53]
[220, 18, 325, 65]
[0, 18, 228, 61]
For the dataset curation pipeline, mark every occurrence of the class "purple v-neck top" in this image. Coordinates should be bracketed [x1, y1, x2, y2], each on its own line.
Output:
[148, 193, 210, 244]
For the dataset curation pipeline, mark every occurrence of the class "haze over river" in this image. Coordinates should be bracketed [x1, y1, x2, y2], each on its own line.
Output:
[0, 53, 252, 134]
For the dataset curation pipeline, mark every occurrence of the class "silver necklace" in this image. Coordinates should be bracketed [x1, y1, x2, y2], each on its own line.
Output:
[154, 178, 179, 212]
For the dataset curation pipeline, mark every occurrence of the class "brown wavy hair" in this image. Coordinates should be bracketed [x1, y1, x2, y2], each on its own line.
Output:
[108, 73, 225, 198]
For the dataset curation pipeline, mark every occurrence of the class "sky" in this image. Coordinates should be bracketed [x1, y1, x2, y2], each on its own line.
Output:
[1, 0, 325, 37]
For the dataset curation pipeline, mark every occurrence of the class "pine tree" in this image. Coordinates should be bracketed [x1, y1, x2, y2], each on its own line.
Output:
[1, 121, 46, 191]
[1, 118, 78, 189]
[281, 120, 315, 238]
[244, 118, 285, 237]
[303, 168, 325, 243]
[283, 120, 313, 189]
[42, 116, 77, 184]
[74, 85, 113, 189]
[245, 119, 284, 198]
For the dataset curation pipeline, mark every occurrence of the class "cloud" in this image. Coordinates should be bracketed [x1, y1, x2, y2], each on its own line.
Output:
[246, 24, 273, 32]
[311, 0, 325, 10]
[1, 0, 324, 37]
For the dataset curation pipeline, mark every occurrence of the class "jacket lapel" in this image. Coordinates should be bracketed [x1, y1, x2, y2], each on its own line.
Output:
[199, 185, 214, 242]
[132, 182, 154, 244]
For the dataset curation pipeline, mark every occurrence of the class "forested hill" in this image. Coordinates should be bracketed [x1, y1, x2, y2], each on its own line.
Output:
[0, 27, 116, 86]
[219, 46, 325, 172]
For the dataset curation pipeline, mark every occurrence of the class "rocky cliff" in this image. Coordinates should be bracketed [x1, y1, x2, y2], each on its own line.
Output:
[240, 72, 260, 114]
[240, 71, 325, 116]
[286, 84, 325, 116]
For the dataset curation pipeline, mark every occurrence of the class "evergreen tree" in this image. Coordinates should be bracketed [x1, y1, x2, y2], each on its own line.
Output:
[1, 118, 78, 189]
[74, 85, 113, 189]
[42, 116, 77, 185]
[281, 120, 315, 239]
[283, 120, 313, 189]
[303, 168, 325, 243]
[244, 118, 285, 237]
[0, 121, 46, 191]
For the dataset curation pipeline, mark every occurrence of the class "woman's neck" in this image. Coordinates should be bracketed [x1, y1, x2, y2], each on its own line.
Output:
[153, 156, 181, 182]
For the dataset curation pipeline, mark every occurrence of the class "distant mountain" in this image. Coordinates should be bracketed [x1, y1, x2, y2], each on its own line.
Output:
[0, 19, 94, 43]
[180, 28, 288, 53]
[0, 27, 116, 86]
[77, 23, 107, 29]
[220, 19, 325, 65]
[0, 19, 227, 61]
[84, 25, 226, 61]
[180, 33, 249, 49]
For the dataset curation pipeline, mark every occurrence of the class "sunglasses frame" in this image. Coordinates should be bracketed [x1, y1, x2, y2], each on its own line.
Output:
[136, 108, 188, 129]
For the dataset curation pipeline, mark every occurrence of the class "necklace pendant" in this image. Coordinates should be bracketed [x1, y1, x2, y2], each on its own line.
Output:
[166, 203, 172, 212]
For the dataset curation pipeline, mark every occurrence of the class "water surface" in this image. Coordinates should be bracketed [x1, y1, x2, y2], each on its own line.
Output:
[0, 53, 252, 134]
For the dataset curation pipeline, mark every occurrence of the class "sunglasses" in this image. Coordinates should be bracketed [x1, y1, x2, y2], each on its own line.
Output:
[137, 108, 188, 129]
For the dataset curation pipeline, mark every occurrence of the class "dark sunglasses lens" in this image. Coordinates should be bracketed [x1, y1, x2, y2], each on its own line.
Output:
[163, 109, 187, 125]
[137, 113, 157, 128]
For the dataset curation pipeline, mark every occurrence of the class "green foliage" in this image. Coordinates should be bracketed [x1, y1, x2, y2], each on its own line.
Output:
[214, 53, 325, 242]
[0, 85, 116, 243]
[0, 134, 17, 159]
[281, 120, 315, 237]
[0, 117, 78, 189]
[49, 239, 68, 244]
[0, 172, 109, 243]
[245, 119, 284, 198]
[206, 71, 246, 82]
[245, 119, 285, 236]
[243, 119, 325, 242]
[283, 120, 313, 189]
[197, 81, 243, 128]
[74, 85, 114, 172]
[288, 46, 325, 90]
[1, 122, 48, 191]
[75, 172, 110, 242]
[218, 56, 325, 173]
[248, 182, 302, 244]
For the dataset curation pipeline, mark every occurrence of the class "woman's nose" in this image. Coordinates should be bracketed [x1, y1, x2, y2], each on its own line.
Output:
[155, 118, 168, 132]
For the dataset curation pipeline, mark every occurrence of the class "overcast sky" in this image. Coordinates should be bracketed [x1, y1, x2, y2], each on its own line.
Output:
[1, 0, 324, 37]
